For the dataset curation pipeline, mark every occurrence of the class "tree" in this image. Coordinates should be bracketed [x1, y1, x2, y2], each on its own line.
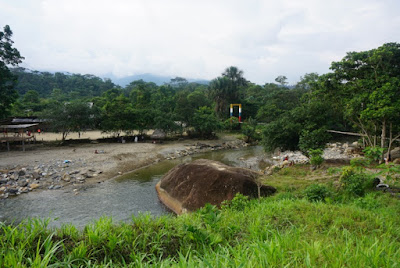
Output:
[191, 106, 221, 138]
[44, 100, 95, 141]
[0, 25, 24, 118]
[210, 66, 247, 119]
[330, 43, 400, 155]
[275, 75, 288, 86]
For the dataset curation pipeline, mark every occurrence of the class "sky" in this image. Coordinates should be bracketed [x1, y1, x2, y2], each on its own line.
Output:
[1, 0, 400, 85]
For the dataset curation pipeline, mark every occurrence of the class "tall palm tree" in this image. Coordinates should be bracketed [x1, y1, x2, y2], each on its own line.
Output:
[209, 66, 247, 118]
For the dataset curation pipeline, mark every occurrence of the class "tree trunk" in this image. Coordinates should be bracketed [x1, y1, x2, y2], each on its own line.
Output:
[381, 118, 386, 149]
[387, 122, 400, 164]
[381, 119, 386, 162]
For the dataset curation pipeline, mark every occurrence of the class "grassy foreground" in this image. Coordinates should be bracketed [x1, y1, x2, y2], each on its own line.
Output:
[1, 165, 400, 267]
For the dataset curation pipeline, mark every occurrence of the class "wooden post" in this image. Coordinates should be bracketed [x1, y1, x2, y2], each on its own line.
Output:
[22, 139, 25, 152]
[7, 141, 10, 152]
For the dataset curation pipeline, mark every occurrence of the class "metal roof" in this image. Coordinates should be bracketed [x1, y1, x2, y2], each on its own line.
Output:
[0, 124, 39, 129]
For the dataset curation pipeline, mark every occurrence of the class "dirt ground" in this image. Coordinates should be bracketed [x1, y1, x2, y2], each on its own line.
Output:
[0, 132, 241, 186]
[25, 130, 148, 142]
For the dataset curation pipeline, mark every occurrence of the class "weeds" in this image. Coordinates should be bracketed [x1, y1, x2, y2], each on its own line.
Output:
[1, 164, 400, 267]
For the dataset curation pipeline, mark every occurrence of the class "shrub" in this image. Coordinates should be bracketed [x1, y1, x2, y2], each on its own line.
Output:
[303, 183, 331, 202]
[354, 193, 382, 210]
[339, 167, 374, 197]
[309, 149, 324, 167]
[241, 117, 260, 142]
[221, 193, 250, 211]
[363, 146, 384, 163]
[223, 117, 240, 131]
[350, 157, 370, 167]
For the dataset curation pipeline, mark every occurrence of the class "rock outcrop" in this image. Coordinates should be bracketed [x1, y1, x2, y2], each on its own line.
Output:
[156, 159, 276, 214]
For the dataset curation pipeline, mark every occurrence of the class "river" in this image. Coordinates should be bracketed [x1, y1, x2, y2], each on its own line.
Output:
[0, 146, 272, 227]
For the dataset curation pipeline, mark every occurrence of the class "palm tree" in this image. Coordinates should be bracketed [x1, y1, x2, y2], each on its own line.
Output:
[209, 66, 247, 118]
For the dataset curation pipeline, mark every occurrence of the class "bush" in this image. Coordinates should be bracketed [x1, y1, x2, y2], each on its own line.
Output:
[309, 149, 324, 167]
[241, 117, 260, 142]
[221, 193, 250, 211]
[350, 157, 370, 167]
[304, 183, 331, 202]
[298, 128, 330, 156]
[354, 193, 382, 210]
[363, 147, 384, 163]
[223, 117, 240, 131]
[339, 167, 374, 197]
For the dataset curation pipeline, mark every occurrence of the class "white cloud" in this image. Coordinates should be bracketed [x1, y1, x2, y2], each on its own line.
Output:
[1, 0, 399, 84]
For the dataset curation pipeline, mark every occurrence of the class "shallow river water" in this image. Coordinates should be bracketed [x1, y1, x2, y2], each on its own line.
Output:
[0, 146, 271, 227]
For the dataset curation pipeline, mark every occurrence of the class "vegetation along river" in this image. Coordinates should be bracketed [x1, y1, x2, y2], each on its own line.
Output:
[0, 146, 271, 227]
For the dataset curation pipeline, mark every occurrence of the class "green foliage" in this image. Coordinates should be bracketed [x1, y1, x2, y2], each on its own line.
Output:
[221, 193, 250, 211]
[339, 167, 374, 197]
[309, 149, 324, 166]
[0, 25, 24, 119]
[299, 128, 330, 156]
[43, 99, 96, 140]
[191, 106, 221, 138]
[12, 68, 116, 99]
[261, 115, 301, 152]
[363, 147, 384, 163]
[303, 183, 331, 202]
[330, 43, 400, 149]
[223, 116, 240, 131]
[350, 157, 371, 167]
[210, 66, 247, 119]
[354, 193, 383, 210]
[2, 195, 400, 267]
[241, 117, 260, 142]
[376, 163, 400, 184]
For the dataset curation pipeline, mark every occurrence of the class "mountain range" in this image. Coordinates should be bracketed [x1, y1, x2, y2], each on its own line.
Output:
[104, 73, 210, 87]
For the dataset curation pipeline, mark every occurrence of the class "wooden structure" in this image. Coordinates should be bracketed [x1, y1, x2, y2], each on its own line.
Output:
[0, 124, 38, 151]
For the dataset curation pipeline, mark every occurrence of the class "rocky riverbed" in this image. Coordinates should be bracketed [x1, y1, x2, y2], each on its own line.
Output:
[0, 138, 247, 199]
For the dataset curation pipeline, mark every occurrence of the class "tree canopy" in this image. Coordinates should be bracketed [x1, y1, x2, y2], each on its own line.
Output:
[0, 25, 24, 119]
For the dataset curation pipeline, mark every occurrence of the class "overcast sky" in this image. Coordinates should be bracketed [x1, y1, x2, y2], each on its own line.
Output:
[1, 0, 399, 84]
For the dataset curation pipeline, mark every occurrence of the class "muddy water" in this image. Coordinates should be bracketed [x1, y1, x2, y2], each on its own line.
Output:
[0, 146, 271, 227]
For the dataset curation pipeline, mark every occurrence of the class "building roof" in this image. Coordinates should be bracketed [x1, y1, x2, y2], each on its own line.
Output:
[0, 124, 39, 129]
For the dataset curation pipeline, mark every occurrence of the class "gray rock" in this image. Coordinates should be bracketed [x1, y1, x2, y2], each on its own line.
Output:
[390, 147, 400, 160]
[32, 172, 40, 179]
[7, 188, 19, 195]
[18, 180, 29, 187]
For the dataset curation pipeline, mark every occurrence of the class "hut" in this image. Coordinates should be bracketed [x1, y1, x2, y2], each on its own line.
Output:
[0, 124, 38, 151]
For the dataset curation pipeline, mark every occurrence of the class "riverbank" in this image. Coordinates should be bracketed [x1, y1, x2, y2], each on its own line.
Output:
[0, 134, 247, 199]
[2, 182, 400, 267]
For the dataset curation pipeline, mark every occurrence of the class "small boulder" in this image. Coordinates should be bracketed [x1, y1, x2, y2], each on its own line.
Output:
[156, 159, 276, 214]
[62, 173, 71, 182]
[18, 169, 26, 176]
[29, 183, 40, 189]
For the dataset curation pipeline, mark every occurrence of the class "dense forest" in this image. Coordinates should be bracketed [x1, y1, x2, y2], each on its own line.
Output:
[1, 25, 400, 158]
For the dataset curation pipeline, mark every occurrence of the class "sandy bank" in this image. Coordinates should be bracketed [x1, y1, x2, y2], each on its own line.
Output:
[0, 134, 245, 198]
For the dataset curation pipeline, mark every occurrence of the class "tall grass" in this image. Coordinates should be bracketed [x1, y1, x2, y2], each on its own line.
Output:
[1, 194, 400, 267]
[1, 164, 400, 267]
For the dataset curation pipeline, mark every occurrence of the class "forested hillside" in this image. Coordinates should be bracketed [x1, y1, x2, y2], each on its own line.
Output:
[2, 26, 400, 159]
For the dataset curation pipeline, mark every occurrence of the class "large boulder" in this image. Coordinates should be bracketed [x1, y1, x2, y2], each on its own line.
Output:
[155, 159, 276, 214]
[390, 147, 400, 160]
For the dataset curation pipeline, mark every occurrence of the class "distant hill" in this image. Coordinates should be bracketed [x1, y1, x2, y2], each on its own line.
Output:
[106, 73, 209, 87]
